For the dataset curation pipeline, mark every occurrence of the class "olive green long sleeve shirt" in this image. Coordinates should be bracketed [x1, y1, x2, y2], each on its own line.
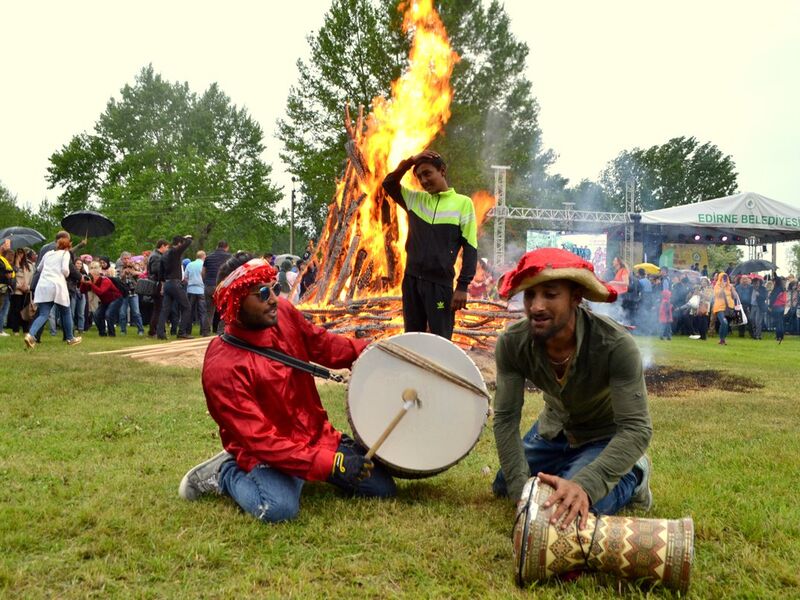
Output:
[493, 306, 652, 503]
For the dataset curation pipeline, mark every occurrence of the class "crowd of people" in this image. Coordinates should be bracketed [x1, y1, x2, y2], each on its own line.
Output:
[606, 258, 798, 344]
[0, 232, 318, 348]
[1, 231, 797, 349]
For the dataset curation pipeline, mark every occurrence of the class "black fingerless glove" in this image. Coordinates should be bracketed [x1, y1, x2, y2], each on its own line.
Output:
[328, 447, 373, 487]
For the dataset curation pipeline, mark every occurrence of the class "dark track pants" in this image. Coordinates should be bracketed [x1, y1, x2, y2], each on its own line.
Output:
[401, 275, 454, 340]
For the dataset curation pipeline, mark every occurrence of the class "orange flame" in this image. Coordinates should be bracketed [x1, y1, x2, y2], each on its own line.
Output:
[471, 190, 497, 234]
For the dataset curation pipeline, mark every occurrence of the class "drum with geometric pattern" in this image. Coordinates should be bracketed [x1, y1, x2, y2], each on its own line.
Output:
[512, 477, 694, 593]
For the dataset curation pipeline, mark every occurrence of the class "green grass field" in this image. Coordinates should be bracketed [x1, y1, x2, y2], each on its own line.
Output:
[1, 331, 798, 599]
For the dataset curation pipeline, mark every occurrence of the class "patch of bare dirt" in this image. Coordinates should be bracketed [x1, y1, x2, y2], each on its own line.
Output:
[644, 366, 762, 396]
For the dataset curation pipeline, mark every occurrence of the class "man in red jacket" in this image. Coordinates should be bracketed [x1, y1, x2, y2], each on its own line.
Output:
[179, 254, 396, 522]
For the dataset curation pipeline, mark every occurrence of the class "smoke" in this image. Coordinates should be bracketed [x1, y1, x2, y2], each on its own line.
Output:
[586, 300, 656, 370]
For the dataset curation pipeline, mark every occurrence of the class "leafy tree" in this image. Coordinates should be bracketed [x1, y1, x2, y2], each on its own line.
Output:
[600, 136, 738, 212]
[47, 65, 283, 257]
[705, 244, 743, 274]
[788, 243, 800, 276]
[0, 181, 58, 239]
[277, 0, 557, 234]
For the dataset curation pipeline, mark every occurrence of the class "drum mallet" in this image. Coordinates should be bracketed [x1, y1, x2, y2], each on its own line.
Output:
[365, 388, 421, 460]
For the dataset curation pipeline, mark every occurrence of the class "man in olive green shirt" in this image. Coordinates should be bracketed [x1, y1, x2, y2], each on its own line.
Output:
[492, 248, 652, 530]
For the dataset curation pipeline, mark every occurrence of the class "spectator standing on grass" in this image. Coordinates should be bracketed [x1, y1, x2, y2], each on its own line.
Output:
[750, 277, 767, 340]
[769, 277, 787, 344]
[735, 276, 753, 338]
[116, 252, 145, 336]
[147, 240, 169, 337]
[157, 235, 194, 340]
[25, 237, 81, 348]
[88, 261, 123, 337]
[712, 272, 735, 345]
[8, 248, 34, 335]
[0, 239, 14, 336]
[72, 258, 89, 334]
[178, 254, 396, 522]
[786, 280, 799, 335]
[185, 250, 209, 336]
[202, 240, 231, 335]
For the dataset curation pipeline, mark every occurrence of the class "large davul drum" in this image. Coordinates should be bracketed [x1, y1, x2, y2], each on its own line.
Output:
[347, 332, 490, 478]
[512, 477, 694, 593]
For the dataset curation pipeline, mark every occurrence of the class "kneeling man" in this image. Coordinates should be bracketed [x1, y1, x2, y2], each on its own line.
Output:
[179, 254, 395, 522]
[492, 248, 652, 529]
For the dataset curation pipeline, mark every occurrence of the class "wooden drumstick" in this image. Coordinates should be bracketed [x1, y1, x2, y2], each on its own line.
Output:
[365, 388, 420, 460]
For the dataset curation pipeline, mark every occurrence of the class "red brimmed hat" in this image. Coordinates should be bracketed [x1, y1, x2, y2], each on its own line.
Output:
[498, 248, 618, 302]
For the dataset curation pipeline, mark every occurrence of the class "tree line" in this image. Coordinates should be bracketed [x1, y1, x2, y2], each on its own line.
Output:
[2, 0, 751, 264]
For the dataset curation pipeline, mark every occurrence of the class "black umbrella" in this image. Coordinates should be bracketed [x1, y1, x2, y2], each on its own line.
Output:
[0, 226, 46, 250]
[730, 259, 777, 276]
[61, 210, 115, 238]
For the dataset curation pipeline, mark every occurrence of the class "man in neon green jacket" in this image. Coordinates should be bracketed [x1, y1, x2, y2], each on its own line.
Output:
[382, 150, 478, 340]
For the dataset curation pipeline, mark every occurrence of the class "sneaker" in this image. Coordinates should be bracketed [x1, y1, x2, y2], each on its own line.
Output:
[178, 450, 234, 501]
[688, 334, 701, 340]
[24, 333, 36, 349]
[629, 454, 653, 511]
[67, 337, 82, 346]
[0, 331, 9, 337]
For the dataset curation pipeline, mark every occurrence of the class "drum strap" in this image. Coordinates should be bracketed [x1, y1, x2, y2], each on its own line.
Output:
[220, 333, 346, 383]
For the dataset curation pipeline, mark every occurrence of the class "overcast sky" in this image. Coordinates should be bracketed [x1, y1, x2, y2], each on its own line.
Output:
[2, 1, 798, 264]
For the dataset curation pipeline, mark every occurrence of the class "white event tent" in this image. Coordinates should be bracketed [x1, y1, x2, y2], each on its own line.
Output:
[638, 192, 800, 244]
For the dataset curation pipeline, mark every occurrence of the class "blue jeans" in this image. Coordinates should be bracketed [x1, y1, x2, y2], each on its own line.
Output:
[71, 293, 86, 332]
[48, 305, 58, 335]
[116, 294, 144, 334]
[492, 422, 638, 515]
[95, 298, 123, 336]
[0, 291, 10, 331]
[772, 307, 785, 341]
[30, 301, 76, 341]
[218, 437, 396, 523]
[716, 311, 729, 341]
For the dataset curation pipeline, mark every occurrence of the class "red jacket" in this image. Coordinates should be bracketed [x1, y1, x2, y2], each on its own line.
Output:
[202, 299, 368, 481]
[90, 276, 123, 304]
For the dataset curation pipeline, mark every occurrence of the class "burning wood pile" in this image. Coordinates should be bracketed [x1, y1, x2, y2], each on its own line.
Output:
[292, 0, 516, 349]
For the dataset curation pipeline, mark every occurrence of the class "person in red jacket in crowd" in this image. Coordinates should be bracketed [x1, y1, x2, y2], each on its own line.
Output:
[86, 261, 123, 336]
[178, 253, 396, 522]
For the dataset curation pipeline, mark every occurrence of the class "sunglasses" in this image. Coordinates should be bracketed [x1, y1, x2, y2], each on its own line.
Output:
[254, 283, 282, 301]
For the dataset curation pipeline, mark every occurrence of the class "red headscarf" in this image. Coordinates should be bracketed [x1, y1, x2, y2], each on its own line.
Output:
[213, 258, 278, 324]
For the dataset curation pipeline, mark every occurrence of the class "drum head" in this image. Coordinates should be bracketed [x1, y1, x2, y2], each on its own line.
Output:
[347, 332, 489, 478]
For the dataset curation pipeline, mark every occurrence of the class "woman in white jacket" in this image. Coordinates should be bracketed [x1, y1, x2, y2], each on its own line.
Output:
[25, 237, 82, 348]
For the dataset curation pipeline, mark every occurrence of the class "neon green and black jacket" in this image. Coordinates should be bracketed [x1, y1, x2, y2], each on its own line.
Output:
[383, 182, 478, 291]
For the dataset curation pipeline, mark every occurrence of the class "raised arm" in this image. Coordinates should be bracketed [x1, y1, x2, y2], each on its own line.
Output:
[381, 157, 415, 209]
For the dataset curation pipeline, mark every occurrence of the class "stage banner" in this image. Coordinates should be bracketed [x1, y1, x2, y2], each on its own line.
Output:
[661, 243, 708, 269]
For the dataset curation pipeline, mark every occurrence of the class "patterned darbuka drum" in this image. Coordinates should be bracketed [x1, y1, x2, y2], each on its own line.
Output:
[512, 477, 694, 593]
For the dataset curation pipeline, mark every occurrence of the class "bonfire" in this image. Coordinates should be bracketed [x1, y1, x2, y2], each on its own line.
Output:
[294, 0, 517, 350]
